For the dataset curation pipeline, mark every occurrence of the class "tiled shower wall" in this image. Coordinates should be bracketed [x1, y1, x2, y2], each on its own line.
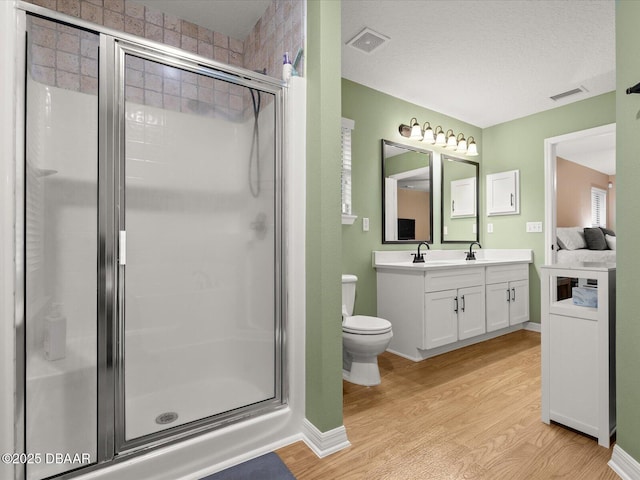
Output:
[24, 0, 304, 119]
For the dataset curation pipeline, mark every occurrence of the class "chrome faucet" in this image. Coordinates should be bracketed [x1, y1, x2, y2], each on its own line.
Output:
[412, 242, 430, 263]
[466, 241, 482, 260]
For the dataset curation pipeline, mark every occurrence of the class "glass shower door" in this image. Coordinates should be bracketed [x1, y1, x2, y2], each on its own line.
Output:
[120, 51, 281, 442]
[24, 16, 99, 480]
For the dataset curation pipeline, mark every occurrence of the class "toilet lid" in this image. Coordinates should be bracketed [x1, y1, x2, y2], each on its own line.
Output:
[343, 315, 392, 335]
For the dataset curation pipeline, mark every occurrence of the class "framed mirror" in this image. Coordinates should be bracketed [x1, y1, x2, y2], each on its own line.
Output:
[382, 140, 433, 244]
[441, 155, 479, 243]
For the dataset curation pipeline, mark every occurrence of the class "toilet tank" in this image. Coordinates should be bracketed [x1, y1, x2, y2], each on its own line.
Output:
[341, 274, 358, 316]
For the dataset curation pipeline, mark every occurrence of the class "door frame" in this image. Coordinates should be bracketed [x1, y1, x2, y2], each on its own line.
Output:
[543, 123, 616, 265]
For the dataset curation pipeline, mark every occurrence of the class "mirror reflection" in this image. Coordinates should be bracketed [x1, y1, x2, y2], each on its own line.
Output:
[441, 155, 479, 243]
[382, 140, 433, 243]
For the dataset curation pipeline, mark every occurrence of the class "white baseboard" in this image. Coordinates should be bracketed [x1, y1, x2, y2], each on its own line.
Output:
[301, 419, 351, 458]
[609, 445, 640, 480]
[524, 321, 541, 333]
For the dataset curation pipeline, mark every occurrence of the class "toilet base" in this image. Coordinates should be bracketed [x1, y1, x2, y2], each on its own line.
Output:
[342, 355, 381, 386]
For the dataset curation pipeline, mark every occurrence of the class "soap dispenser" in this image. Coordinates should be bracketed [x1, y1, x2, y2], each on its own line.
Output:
[282, 51, 293, 82]
[44, 303, 66, 361]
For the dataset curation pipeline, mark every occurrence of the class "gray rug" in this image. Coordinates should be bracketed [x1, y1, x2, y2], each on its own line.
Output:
[201, 453, 296, 480]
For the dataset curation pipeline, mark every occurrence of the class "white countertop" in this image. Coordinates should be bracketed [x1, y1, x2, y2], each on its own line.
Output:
[373, 249, 533, 271]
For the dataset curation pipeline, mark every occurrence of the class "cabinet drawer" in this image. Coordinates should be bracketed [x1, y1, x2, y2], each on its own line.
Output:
[425, 267, 484, 292]
[486, 264, 528, 284]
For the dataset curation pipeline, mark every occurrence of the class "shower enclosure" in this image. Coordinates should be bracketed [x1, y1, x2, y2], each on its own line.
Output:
[21, 11, 285, 480]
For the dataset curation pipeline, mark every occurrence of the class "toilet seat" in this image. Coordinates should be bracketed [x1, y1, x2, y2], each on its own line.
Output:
[342, 315, 392, 335]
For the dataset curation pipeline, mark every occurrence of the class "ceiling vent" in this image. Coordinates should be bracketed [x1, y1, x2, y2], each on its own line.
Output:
[346, 27, 390, 54]
[550, 86, 588, 101]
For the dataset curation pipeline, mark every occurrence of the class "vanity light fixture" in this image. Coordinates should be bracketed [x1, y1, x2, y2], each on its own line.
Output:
[455, 133, 467, 153]
[421, 122, 435, 144]
[467, 136, 478, 156]
[445, 129, 457, 149]
[434, 126, 446, 146]
[398, 117, 423, 140]
[398, 119, 479, 155]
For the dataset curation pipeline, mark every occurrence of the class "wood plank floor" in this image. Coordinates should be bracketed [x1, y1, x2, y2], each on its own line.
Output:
[277, 330, 618, 479]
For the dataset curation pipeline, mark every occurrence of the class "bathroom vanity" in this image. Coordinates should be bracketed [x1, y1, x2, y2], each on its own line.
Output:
[374, 249, 532, 361]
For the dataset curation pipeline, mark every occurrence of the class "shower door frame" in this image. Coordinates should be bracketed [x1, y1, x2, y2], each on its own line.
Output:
[16, 3, 289, 479]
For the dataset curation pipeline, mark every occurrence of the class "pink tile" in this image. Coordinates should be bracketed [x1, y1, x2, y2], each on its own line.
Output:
[104, 0, 124, 13]
[198, 86, 213, 104]
[181, 35, 197, 53]
[126, 55, 144, 70]
[85, 0, 104, 6]
[181, 71, 197, 84]
[144, 90, 163, 108]
[198, 41, 213, 59]
[103, 10, 124, 31]
[145, 23, 163, 42]
[124, 16, 144, 36]
[164, 13, 180, 32]
[57, 0, 81, 17]
[81, 57, 98, 77]
[181, 20, 198, 38]
[163, 94, 181, 112]
[214, 90, 229, 108]
[214, 46, 228, 64]
[229, 38, 243, 54]
[163, 29, 181, 48]
[145, 8, 163, 27]
[125, 68, 143, 88]
[81, 2, 103, 24]
[181, 82, 197, 100]
[31, 65, 56, 85]
[198, 76, 214, 88]
[125, 86, 143, 103]
[57, 51, 80, 73]
[213, 31, 228, 48]
[80, 37, 98, 58]
[30, 0, 57, 9]
[31, 26, 57, 48]
[229, 51, 242, 67]
[31, 45, 56, 68]
[124, 2, 144, 19]
[163, 78, 180, 96]
[56, 70, 80, 90]
[81, 74, 98, 94]
[144, 73, 163, 92]
[57, 32, 80, 53]
[229, 94, 243, 112]
[198, 26, 213, 44]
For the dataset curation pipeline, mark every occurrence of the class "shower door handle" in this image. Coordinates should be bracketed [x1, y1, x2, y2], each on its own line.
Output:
[119, 230, 127, 266]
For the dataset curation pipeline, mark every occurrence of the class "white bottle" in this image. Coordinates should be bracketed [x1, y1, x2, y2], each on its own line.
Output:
[282, 52, 293, 82]
[44, 303, 66, 361]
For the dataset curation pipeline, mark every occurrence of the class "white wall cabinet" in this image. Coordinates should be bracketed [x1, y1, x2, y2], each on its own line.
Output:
[485, 264, 529, 332]
[450, 177, 476, 218]
[377, 260, 528, 362]
[486, 170, 519, 216]
[540, 263, 615, 448]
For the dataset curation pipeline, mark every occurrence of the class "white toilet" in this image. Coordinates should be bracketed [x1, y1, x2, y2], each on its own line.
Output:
[342, 274, 393, 386]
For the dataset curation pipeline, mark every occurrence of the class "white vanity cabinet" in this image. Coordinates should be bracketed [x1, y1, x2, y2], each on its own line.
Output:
[424, 267, 485, 349]
[485, 264, 529, 332]
[376, 253, 530, 362]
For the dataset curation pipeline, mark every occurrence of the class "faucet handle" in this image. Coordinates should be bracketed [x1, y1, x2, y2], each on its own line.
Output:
[412, 253, 425, 263]
[466, 252, 476, 261]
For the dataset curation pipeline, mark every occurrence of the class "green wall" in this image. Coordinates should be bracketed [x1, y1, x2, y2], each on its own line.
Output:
[305, 0, 343, 432]
[342, 79, 482, 316]
[482, 92, 615, 325]
[615, 0, 640, 463]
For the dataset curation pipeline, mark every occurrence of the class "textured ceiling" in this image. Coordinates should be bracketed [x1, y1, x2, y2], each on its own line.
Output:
[342, 0, 616, 129]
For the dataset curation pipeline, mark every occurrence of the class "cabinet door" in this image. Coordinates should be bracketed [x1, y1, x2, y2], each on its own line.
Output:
[450, 177, 476, 218]
[486, 282, 510, 332]
[509, 279, 529, 325]
[487, 170, 519, 215]
[424, 290, 458, 349]
[458, 285, 486, 340]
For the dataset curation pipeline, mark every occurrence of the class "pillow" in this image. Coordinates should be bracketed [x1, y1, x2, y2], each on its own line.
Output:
[605, 234, 616, 250]
[600, 227, 615, 237]
[556, 227, 587, 250]
[584, 227, 608, 250]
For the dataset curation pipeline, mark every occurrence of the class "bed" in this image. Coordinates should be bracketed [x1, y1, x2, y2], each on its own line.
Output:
[556, 226, 616, 264]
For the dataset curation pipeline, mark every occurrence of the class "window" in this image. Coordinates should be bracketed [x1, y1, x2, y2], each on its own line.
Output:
[341, 118, 356, 224]
[591, 187, 607, 227]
